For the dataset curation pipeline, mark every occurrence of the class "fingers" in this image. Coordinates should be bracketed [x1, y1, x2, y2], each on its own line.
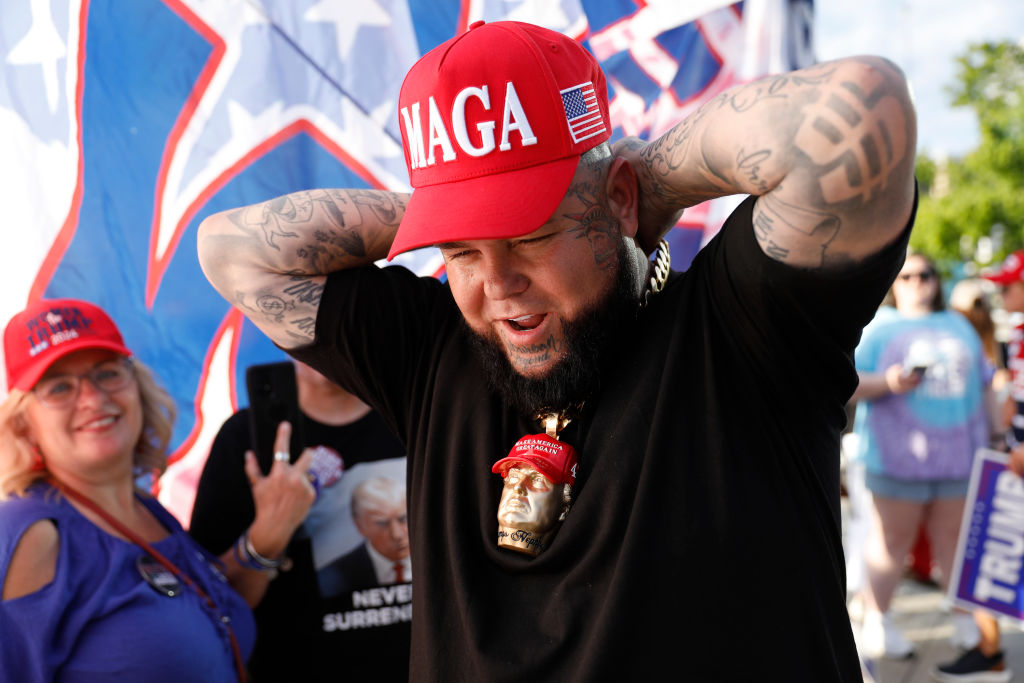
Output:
[261, 444, 316, 496]
[243, 451, 261, 486]
[293, 447, 315, 472]
[884, 364, 923, 394]
[902, 374, 923, 392]
[248, 427, 316, 508]
[294, 448, 318, 496]
[271, 421, 292, 468]
[1008, 447, 1024, 477]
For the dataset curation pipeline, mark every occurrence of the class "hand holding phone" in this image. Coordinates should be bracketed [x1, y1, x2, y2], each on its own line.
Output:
[905, 364, 928, 379]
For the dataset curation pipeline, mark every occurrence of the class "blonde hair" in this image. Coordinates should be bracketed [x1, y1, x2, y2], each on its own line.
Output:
[0, 358, 176, 499]
[949, 279, 1000, 367]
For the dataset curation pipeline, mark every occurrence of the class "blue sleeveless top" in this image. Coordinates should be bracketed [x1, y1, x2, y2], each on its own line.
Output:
[0, 483, 254, 682]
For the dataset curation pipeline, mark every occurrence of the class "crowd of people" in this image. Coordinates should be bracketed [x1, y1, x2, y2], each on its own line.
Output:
[845, 249, 1024, 682]
[0, 16, 1017, 683]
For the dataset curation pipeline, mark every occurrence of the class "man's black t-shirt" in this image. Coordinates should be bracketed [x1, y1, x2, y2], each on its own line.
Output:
[291, 196, 910, 681]
[190, 408, 410, 682]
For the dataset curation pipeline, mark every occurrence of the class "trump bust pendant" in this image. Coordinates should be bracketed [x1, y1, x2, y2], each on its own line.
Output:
[492, 426, 578, 557]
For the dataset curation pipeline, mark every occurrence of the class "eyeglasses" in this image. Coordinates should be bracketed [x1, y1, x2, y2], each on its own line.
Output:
[898, 270, 935, 282]
[33, 358, 135, 408]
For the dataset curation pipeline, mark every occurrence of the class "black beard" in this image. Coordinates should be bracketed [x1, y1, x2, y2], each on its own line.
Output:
[465, 243, 640, 417]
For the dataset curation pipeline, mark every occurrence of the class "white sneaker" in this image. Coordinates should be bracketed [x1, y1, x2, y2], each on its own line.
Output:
[861, 610, 915, 659]
[951, 611, 981, 650]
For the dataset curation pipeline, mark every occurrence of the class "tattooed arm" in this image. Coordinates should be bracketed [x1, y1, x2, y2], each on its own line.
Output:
[623, 56, 917, 269]
[197, 189, 408, 349]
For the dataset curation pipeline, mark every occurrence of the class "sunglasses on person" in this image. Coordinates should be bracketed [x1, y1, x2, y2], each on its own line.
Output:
[33, 358, 136, 408]
[898, 269, 935, 282]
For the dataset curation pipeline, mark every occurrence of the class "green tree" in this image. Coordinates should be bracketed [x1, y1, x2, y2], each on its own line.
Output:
[911, 41, 1024, 270]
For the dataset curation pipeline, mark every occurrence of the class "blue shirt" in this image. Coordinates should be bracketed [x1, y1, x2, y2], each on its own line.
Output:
[853, 308, 992, 480]
[0, 483, 254, 682]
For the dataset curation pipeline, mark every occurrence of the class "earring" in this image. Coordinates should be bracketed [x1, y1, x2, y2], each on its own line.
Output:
[30, 445, 45, 471]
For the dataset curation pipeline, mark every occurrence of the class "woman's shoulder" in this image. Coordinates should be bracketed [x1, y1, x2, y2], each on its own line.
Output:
[1, 516, 59, 600]
[0, 484, 65, 528]
[0, 484, 62, 600]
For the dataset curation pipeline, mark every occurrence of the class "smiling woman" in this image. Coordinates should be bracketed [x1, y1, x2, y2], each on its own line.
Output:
[0, 298, 311, 682]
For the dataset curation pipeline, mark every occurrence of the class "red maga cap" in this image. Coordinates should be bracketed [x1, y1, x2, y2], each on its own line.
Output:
[3, 298, 132, 392]
[983, 250, 1024, 285]
[388, 20, 611, 260]
[492, 433, 578, 486]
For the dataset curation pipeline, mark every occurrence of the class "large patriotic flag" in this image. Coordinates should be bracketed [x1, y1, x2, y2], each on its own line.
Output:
[0, 0, 815, 524]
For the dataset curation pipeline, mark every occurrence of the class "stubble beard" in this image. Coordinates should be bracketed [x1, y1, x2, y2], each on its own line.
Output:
[465, 240, 641, 417]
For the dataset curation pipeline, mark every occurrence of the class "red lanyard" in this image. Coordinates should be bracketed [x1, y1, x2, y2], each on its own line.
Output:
[58, 483, 248, 683]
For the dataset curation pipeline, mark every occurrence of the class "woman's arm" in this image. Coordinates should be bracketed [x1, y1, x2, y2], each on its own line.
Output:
[851, 364, 923, 402]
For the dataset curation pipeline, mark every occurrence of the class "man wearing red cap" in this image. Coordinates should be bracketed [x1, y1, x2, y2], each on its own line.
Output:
[198, 20, 917, 681]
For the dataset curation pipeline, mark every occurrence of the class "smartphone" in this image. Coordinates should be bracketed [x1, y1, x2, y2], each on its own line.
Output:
[245, 361, 305, 474]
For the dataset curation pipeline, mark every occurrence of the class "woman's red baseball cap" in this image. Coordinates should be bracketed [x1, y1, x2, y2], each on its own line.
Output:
[4, 298, 132, 392]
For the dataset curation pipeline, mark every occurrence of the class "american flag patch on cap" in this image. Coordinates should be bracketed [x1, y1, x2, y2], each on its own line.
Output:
[560, 81, 606, 144]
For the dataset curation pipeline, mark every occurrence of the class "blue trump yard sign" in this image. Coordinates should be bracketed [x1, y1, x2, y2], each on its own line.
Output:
[950, 449, 1024, 624]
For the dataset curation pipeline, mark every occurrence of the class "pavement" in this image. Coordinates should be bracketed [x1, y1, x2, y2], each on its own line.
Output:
[839, 444, 1024, 682]
[849, 577, 1024, 682]
[841, 462, 1024, 683]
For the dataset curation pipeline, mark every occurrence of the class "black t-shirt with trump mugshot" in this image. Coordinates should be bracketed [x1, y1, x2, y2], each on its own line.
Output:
[291, 195, 913, 682]
[189, 408, 410, 683]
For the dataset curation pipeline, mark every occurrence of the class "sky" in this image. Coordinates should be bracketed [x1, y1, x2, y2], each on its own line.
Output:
[814, 0, 1024, 160]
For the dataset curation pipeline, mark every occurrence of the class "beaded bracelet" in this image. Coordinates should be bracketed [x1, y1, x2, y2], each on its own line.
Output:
[233, 529, 286, 571]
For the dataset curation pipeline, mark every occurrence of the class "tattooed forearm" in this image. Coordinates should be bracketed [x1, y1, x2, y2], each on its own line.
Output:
[725, 65, 834, 113]
[283, 277, 323, 306]
[641, 117, 698, 191]
[754, 193, 840, 268]
[255, 294, 294, 322]
[226, 189, 410, 276]
[350, 189, 405, 227]
[636, 99, 732, 212]
[794, 60, 909, 205]
[294, 227, 367, 271]
[291, 316, 318, 340]
[737, 149, 772, 195]
[198, 187, 409, 347]
[236, 279, 320, 343]
[619, 55, 913, 270]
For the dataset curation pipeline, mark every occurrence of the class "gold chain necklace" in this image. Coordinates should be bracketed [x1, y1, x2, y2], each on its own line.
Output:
[642, 239, 671, 308]
[534, 401, 585, 438]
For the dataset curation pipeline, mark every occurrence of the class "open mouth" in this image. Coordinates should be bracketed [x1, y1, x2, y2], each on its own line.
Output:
[507, 314, 545, 332]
